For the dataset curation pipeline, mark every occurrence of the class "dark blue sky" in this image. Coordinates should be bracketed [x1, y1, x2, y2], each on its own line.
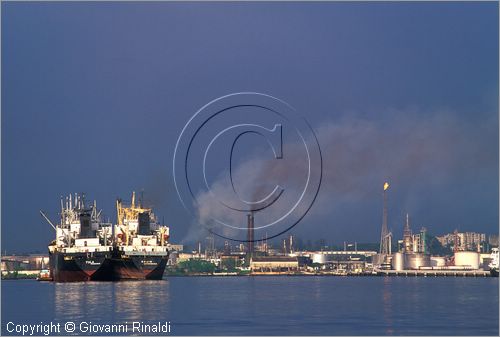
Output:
[2, 2, 498, 253]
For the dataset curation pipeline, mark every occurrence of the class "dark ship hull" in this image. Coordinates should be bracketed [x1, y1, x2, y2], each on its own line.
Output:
[50, 249, 169, 282]
[490, 268, 498, 277]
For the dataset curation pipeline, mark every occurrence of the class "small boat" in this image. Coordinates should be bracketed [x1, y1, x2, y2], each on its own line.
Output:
[36, 269, 53, 281]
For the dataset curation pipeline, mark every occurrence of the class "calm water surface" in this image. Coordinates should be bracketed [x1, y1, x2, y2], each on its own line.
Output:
[2, 277, 498, 335]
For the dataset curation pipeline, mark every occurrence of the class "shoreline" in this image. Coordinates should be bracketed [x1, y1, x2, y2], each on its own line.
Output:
[2, 268, 494, 280]
[4, 272, 493, 281]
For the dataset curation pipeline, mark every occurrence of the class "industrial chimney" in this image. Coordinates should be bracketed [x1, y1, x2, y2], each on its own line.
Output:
[379, 182, 391, 256]
[247, 212, 255, 256]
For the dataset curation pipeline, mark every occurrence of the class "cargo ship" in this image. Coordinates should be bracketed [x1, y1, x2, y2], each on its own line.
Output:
[41, 192, 170, 282]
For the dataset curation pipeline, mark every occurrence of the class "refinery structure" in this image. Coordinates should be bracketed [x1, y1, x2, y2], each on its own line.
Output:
[1, 184, 498, 280]
[372, 182, 498, 277]
[166, 181, 498, 277]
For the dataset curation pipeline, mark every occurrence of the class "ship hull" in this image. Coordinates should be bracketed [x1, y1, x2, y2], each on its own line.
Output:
[50, 250, 169, 282]
[490, 268, 498, 277]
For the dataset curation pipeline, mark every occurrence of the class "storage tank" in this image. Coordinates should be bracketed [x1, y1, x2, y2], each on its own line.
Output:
[391, 252, 405, 271]
[405, 253, 431, 269]
[430, 256, 446, 267]
[480, 253, 492, 270]
[373, 254, 387, 266]
[311, 253, 327, 264]
[454, 251, 480, 269]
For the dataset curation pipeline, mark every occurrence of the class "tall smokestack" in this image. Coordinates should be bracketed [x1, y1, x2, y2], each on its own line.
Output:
[379, 182, 390, 256]
[403, 213, 412, 253]
[247, 212, 254, 256]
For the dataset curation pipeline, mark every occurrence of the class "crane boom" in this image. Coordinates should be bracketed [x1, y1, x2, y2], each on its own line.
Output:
[39, 210, 57, 231]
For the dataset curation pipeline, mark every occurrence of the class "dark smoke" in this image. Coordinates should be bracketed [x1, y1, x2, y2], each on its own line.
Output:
[183, 107, 497, 244]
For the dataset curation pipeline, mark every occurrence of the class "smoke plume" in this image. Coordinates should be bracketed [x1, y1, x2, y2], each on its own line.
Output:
[182, 107, 497, 244]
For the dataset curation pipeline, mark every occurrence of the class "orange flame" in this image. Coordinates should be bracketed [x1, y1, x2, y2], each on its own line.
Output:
[383, 182, 389, 191]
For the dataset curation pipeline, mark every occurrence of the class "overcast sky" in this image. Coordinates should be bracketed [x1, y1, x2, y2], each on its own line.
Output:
[2, 2, 498, 253]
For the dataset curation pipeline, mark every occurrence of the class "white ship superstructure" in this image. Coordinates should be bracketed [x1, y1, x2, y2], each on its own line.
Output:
[42, 192, 170, 282]
[488, 248, 498, 277]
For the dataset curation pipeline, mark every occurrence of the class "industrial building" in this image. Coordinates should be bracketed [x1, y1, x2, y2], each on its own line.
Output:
[375, 182, 493, 273]
[389, 214, 432, 270]
[1, 255, 49, 272]
[435, 231, 489, 252]
[220, 253, 245, 268]
[250, 256, 299, 273]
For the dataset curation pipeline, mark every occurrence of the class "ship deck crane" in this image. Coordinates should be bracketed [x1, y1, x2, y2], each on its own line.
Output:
[39, 210, 57, 230]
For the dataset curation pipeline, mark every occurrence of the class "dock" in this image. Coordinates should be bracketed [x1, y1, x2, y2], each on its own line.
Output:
[376, 269, 492, 277]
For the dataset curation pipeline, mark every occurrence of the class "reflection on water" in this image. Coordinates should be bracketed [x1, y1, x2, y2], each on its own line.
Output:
[382, 277, 394, 335]
[2, 277, 497, 335]
[55, 281, 170, 324]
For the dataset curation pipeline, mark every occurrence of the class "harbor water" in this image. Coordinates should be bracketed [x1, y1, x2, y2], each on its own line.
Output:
[2, 276, 498, 335]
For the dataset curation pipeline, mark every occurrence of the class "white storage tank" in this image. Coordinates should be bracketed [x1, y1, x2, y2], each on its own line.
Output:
[391, 252, 405, 271]
[454, 251, 480, 269]
[431, 256, 446, 267]
[405, 253, 431, 269]
[311, 253, 327, 264]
